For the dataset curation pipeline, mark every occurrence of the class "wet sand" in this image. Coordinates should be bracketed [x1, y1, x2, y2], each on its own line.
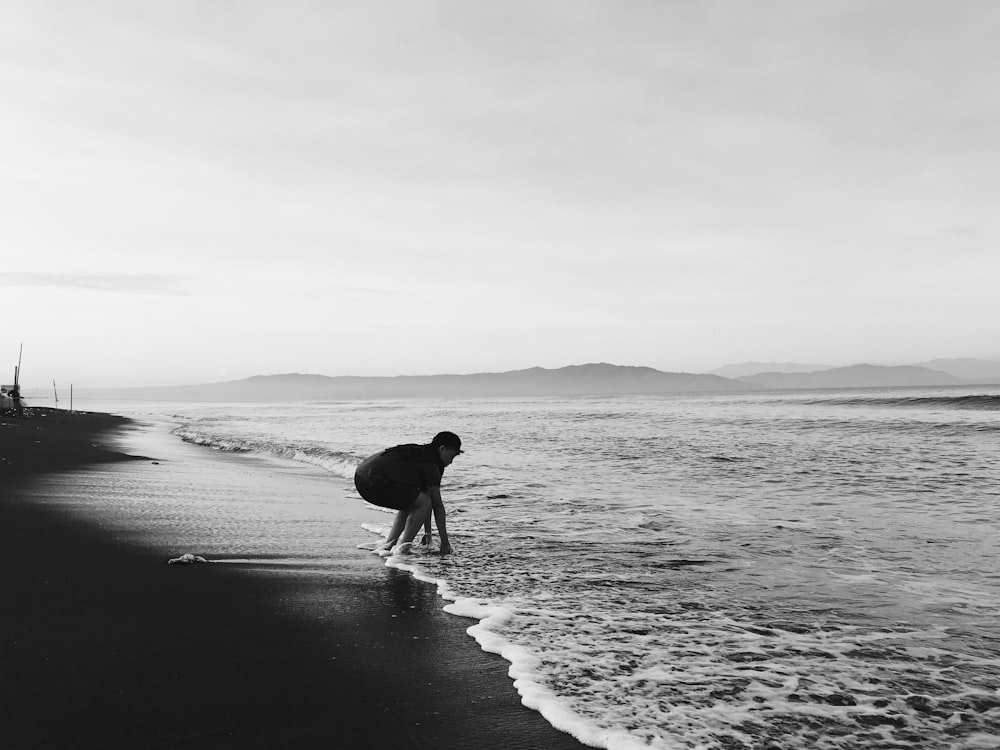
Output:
[0, 408, 587, 749]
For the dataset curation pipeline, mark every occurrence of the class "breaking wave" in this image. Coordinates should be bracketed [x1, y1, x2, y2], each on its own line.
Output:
[172, 426, 358, 479]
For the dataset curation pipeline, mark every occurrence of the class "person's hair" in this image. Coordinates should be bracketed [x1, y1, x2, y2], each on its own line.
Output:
[430, 431, 462, 452]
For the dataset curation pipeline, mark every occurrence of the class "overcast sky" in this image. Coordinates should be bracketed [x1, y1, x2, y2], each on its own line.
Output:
[3, 1, 998, 387]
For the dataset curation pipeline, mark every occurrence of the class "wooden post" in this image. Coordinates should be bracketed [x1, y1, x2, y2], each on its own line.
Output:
[12, 362, 23, 417]
[53, 380, 59, 409]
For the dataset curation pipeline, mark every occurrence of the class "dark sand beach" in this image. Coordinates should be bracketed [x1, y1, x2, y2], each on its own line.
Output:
[1, 408, 587, 750]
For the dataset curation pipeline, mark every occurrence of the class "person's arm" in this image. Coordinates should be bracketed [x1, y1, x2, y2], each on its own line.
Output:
[428, 486, 451, 555]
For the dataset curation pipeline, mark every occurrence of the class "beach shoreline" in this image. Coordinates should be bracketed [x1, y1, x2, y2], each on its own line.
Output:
[0, 408, 588, 749]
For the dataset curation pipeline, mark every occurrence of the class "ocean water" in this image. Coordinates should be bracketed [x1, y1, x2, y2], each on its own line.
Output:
[82, 387, 1000, 749]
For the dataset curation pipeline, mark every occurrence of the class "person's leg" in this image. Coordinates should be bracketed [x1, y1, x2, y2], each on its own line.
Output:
[378, 509, 410, 549]
[394, 492, 432, 552]
[357, 475, 420, 551]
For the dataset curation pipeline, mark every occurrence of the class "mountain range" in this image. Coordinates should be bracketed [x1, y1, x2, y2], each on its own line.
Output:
[733, 364, 969, 390]
[76, 364, 752, 401]
[66, 358, 1000, 402]
[713, 357, 1000, 382]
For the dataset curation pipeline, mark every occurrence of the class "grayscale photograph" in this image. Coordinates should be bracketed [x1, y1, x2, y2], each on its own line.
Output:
[2, 2, 998, 749]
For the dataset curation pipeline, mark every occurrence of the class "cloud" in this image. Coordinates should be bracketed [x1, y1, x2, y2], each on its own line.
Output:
[0, 273, 192, 295]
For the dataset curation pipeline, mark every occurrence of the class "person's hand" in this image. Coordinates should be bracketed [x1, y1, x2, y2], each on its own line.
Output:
[438, 540, 453, 556]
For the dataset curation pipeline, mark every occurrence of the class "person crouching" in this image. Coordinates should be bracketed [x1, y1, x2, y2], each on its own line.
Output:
[354, 431, 462, 556]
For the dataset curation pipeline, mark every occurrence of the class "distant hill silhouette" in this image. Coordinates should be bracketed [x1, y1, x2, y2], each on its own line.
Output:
[82, 363, 759, 401]
[909, 358, 1000, 380]
[51, 359, 1000, 404]
[712, 362, 834, 378]
[736, 364, 965, 389]
[716, 357, 1000, 387]
[715, 358, 1000, 381]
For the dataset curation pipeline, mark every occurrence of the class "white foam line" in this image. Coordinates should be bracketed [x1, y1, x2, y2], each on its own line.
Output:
[374, 544, 659, 749]
[366, 524, 667, 749]
[446, 593, 662, 750]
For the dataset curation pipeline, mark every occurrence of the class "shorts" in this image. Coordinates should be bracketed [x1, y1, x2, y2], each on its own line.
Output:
[354, 470, 420, 511]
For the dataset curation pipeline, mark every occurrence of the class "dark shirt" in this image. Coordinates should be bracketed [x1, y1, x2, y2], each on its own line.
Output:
[356, 443, 444, 491]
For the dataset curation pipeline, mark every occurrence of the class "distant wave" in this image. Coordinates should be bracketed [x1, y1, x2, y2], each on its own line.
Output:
[807, 394, 1000, 411]
[172, 427, 359, 478]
